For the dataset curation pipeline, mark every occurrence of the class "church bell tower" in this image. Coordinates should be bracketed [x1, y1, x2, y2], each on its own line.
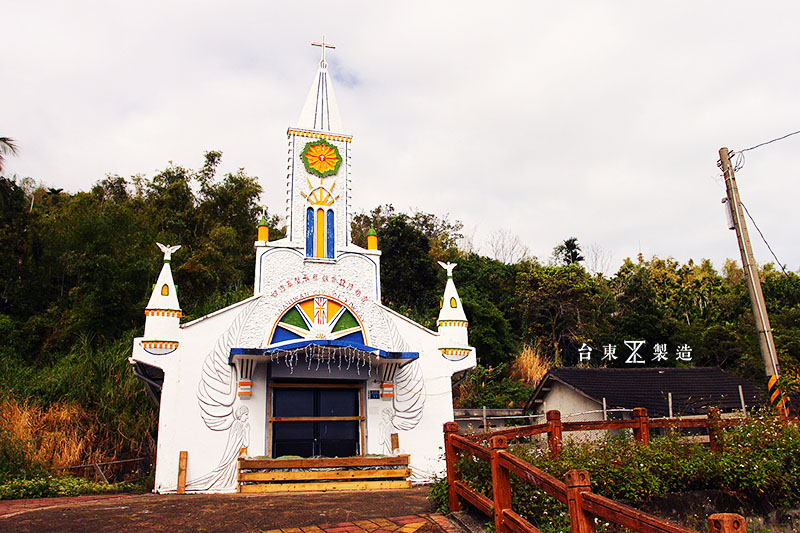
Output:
[285, 36, 353, 258]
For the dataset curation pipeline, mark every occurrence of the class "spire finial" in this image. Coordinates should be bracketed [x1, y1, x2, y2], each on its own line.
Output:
[311, 35, 336, 68]
[438, 261, 457, 278]
[157, 242, 181, 263]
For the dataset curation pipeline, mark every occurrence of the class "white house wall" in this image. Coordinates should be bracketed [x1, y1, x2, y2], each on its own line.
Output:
[535, 382, 606, 443]
[537, 382, 601, 416]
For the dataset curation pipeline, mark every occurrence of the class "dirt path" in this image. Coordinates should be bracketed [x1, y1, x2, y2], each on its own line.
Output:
[0, 487, 458, 533]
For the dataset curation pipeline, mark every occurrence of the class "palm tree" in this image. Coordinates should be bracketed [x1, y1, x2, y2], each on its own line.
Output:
[0, 137, 19, 174]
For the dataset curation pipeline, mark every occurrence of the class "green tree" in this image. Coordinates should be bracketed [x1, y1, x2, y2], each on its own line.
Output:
[377, 216, 440, 322]
[0, 138, 19, 174]
[351, 204, 463, 258]
[516, 262, 605, 365]
[553, 237, 584, 265]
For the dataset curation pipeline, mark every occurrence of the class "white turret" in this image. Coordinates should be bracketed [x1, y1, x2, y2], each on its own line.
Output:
[437, 262, 471, 360]
[142, 243, 182, 355]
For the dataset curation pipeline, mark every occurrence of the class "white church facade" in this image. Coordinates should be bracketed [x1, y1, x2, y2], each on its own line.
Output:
[130, 42, 476, 493]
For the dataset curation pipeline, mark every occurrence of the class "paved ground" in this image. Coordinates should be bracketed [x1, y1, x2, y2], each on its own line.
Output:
[0, 487, 463, 533]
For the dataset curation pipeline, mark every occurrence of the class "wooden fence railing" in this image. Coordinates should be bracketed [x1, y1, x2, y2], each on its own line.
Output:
[468, 407, 796, 454]
[59, 456, 151, 484]
[442, 408, 766, 533]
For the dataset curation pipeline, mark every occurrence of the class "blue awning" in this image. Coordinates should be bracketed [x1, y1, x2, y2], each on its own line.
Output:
[229, 340, 418, 365]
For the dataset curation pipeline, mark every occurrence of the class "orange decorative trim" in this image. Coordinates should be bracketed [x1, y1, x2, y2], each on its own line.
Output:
[441, 348, 470, 356]
[437, 320, 468, 327]
[379, 383, 394, 388]
[145, 309, 182, 318]
[237, 391, 252, 396]
[287, 128, 352, 143]
[238, 381, 253, 387]
[142, 341, 179, 349]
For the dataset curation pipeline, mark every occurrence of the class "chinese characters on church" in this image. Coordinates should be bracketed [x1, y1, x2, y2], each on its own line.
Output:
[578, 342, 692, 364]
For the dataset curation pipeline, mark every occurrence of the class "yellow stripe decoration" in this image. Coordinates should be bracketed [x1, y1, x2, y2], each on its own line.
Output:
[145, 310, 182, 317]
[441, 348, 470, 356]
[287, 128, 352, 143]
[437, 320, 469, 327]
[143, 341, 179, 349]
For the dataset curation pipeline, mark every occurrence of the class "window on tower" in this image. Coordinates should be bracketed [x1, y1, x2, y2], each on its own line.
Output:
[306, 205, 335, 259]
[306, 208, 314, 257]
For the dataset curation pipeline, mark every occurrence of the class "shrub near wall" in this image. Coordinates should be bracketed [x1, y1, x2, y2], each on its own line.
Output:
[0, 475, 138, 500]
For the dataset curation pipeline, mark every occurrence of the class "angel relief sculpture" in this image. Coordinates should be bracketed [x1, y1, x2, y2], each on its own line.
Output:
[184, 405, 250, 491]
[188, 301, 258, 492]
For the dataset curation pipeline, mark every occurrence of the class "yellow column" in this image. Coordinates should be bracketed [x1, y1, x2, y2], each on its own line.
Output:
[316, 208, 325, 257]
[367, 226, 378, 250]
[257, 215, 270, 241]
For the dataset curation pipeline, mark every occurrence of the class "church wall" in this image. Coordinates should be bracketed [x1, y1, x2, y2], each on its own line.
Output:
[249, 361, 268, 457]
[377, 308, 476, 481]
[145, 300, 261, 493]
[255, 246, 380, 302]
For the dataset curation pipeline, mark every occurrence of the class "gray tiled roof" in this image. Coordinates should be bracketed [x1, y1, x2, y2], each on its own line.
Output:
[526, 367, 764, 417]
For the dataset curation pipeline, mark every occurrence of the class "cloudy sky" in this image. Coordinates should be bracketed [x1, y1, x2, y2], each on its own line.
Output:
[4, 2, 800, 274]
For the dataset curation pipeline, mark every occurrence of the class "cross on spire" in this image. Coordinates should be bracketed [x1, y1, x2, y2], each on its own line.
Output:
[311, 35, 336, 68]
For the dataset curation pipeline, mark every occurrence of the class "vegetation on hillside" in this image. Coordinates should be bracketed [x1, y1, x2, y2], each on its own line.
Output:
[1, 152, 799, 488]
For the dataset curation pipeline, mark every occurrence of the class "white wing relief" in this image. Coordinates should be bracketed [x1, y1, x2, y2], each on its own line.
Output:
[187, 300, 258, 491]
[379, 316, 426, 454]
[390, 360, 425, 430]
[197, 301, 257, 431]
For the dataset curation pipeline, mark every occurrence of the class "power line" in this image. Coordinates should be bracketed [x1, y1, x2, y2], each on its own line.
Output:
[740, 201, 790, 277]
[739, 129, 800, 153]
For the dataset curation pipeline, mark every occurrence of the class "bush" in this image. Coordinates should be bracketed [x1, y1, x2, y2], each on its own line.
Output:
[428, 476, 449, 515]
[439, 416, 800, 528]
[0, 474, 139, 500]
[0, 426, 45, 483]
[716, 414, 800, 502]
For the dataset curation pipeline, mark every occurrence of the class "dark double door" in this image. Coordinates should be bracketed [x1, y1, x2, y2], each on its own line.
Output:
[271, 386, 361, 458]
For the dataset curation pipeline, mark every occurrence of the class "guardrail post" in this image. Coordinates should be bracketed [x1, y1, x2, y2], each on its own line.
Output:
[490, 435, 512, 533]
[177, 451, 188, 495]
[443, 421, 462, 512]
[633, 407, 649, 446]
[565, 470, 596, 533]
[708, 513, 747, 532]
[707, 407, 721, 453]
[547, 410, 562, 458]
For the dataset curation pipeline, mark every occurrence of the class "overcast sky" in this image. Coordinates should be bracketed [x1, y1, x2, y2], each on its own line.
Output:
[4, 2, 800, 274]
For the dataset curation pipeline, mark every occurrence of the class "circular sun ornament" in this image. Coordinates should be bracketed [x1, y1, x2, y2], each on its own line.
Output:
[301, 139, 342, 177]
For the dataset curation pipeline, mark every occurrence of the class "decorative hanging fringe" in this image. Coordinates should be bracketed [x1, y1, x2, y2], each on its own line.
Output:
[267, 344, 372, 375]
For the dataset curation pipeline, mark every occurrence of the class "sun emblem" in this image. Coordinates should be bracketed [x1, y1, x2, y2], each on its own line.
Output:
[301, 139, 342, 177]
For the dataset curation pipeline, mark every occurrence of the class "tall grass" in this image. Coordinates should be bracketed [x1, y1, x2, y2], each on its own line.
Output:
[0, 332, 157, 478]
[0, 397, 99, 471]
[509, 342, 551, 387]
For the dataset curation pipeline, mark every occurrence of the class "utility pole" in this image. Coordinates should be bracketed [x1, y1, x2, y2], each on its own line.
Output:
[718, 148, 783, 400]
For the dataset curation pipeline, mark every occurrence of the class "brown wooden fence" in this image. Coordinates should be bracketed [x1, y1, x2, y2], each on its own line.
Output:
[441, 407, 776, 533]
